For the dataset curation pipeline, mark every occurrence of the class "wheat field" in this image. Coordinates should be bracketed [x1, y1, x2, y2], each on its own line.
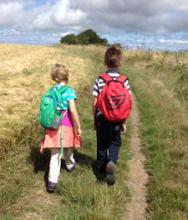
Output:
[0, 44, 91, 155]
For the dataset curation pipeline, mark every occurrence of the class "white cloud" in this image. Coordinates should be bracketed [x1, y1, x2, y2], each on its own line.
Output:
[159, 39, 188, 44]
[0, 0, 187, 34]
[70, 0, 188, 34]
[0, 0, 25, 2]
[31, 0, 86, 30]
[0, 1, 24, 27]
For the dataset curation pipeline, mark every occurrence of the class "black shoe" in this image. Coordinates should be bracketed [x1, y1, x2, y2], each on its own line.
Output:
[106, 161, 116, 185]
[47, 181, 57, 193]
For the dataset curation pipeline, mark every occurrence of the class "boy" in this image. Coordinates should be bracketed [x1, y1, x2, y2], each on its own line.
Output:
[92, 45, 131, 185]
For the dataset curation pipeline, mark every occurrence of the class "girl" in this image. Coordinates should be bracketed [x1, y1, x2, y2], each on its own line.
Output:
[40, 64, 81, 192]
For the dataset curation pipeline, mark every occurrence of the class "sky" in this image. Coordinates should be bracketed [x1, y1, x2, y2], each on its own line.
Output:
[0, 0, 188, 51]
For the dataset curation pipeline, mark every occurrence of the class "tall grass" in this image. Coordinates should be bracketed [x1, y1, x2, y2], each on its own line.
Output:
[126, 57, 188, 219]
[146, 60, 188, 110]
[0, 44, 94, 215]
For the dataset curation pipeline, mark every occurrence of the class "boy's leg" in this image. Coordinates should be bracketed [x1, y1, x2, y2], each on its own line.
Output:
[48, 148, 61, 191]
[109, 123, 122, 164]
[96, 115, 109, 171]
[64, 148, 76, 172]
[106, 123, 121, 185]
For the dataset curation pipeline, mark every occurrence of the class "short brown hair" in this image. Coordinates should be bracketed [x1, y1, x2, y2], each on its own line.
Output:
[104, 45, 122, 68]
[50, 64, 69, 83]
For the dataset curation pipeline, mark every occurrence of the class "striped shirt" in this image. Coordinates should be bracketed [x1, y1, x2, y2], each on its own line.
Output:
[92, 69, 131, 97]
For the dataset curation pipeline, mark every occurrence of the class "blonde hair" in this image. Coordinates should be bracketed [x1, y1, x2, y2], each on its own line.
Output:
[50, 64, 69, 83]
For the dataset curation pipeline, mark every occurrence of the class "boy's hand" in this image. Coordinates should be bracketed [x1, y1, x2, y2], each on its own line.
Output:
[120, 123, 127, 134]
[93, 122, 96, 130]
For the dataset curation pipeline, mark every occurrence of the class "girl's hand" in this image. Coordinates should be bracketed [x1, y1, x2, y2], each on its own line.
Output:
[76, 127, 82, 136]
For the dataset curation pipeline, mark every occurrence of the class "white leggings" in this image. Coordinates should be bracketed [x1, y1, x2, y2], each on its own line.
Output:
[48, 148, 75, 183]
[48, 148, 61, 183]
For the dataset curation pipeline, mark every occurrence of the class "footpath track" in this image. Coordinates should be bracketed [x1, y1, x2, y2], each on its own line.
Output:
[124, 95, 148, 220]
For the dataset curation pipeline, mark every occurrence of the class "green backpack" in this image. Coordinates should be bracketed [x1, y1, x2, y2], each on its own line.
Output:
[39, 85, 69, 129]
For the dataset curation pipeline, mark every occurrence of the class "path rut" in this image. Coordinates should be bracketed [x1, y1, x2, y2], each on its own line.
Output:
[124, 95, 149, 220]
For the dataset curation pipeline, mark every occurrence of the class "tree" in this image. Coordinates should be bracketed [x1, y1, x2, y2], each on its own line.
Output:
[60, 34, 78, 44]
[60, 29, 108, 46]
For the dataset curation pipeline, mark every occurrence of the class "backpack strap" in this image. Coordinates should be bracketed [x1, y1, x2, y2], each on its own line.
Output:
[52, 85, 69, 109]
[117, 75, 128, 84]
[99, 73, 112, 82]
[58, 85, 69, 94]
[100, 73, 128, 84]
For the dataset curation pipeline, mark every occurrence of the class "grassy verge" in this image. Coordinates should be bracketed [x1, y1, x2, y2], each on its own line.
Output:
[44, 46, 130, 219]
[54, 84, 130, 220]
[126, 61, 188, 220]
[0, 45, 131, 219]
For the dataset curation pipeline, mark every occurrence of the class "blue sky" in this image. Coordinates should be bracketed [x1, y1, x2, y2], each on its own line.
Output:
[0, 0, 188, 51]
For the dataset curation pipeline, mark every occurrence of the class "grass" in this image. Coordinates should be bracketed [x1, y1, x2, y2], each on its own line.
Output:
[54, 87, 130, 220]
[1, 44, 187, 219]
[126, 57, 188, 220]
[0, 44, 92, 215]
[0, 44, 131, 219]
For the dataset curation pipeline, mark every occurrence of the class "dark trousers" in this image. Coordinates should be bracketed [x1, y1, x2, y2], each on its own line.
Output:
[95, 114, 122, 169]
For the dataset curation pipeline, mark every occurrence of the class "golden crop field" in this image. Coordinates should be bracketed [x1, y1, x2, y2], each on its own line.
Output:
[0, 44, 90, 143]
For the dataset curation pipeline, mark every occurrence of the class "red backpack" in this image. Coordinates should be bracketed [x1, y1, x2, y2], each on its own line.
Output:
[97, 73, 131, 122]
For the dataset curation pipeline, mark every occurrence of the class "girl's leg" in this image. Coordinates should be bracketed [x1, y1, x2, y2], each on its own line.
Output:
[48, 148, 61, 184]
[64, 148, 76, 171]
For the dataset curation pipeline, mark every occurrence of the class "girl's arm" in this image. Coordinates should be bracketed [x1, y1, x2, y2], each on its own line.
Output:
[69, 100, 81, 135]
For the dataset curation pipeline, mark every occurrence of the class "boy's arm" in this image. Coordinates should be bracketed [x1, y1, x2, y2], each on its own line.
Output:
[92, 76, 100, 129]
[92, 96, 98, 129]
[121, 121, 127, 133]
[124, 78, 131, 95]
[92, 96, 97, 117]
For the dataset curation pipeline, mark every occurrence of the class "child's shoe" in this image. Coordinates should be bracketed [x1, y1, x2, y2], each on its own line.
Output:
[47, 181, 57, 193]
[66, 162, 76, 172]
[106, 161, 116, 185]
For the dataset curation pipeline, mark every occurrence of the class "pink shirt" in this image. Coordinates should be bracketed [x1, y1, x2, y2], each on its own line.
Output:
[61, 111, 74, 127]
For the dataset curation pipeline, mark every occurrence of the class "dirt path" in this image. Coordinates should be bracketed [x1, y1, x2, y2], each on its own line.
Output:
[123, 95, 149, 220]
